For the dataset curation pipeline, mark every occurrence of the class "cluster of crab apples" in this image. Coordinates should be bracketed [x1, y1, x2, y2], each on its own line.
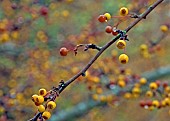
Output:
[32, 88, 57, 120]
[59, 7, 130, 64]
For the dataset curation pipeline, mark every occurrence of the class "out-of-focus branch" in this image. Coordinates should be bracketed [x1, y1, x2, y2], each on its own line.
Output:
[149, 33, 168, 47]
[50, 66, 170, 121]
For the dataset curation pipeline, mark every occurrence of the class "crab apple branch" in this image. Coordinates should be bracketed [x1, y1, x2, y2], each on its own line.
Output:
[28, 0, 164, 120]
[63, 0, 164, 93]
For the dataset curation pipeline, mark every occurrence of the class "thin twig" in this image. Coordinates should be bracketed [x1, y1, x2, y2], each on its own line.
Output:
[129, 13, 141, 19]
[74, 44, 102, 55]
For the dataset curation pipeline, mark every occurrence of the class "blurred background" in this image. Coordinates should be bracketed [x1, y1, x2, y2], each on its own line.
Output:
[0, 0, 170, 121]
